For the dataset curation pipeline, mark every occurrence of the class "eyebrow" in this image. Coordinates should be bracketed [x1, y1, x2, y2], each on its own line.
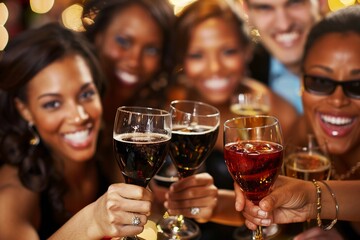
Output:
[37, 82, 94, 100]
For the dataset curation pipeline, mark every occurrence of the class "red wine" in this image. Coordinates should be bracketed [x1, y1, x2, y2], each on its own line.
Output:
[224, 140, 283, 204]
[285, 153, 330, 181]
[113, 132, 170, 187]
[170, 125, 219, 178]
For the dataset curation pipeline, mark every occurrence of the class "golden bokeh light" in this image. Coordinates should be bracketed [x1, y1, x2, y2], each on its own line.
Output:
[30, 0, 55, 14]
[61, 4, 85, 32]
[0, 3, 9, 26]
[0, 25, 9, 51]
[328, 0, 356, 12]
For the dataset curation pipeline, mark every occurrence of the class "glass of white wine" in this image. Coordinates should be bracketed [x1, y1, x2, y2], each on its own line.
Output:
[284, 134, 331, 181]
[230, 92, 270, 116]
[284, 134, 331, 230]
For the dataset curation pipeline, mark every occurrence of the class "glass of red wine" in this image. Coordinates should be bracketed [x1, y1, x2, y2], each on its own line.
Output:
[223, 115, 284, 240]
[113, 106, 172, 240]
[157, 100, 220, 239]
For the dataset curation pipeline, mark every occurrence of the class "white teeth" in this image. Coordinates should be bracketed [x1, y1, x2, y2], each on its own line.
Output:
[321, 115, 353, 126]
[204, 78, 228, 90]
[275, 32, 299, 45]
[64, 129, 90, 143]
[116, 71, 138, 84]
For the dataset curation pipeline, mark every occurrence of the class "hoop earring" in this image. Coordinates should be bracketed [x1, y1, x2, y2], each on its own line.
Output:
[28, 122, 40, 146]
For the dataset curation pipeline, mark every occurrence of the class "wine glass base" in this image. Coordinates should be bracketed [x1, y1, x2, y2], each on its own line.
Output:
[157, 216, 201, 240]
[232, 224, 281, 240]
[263, 224, 281, 239]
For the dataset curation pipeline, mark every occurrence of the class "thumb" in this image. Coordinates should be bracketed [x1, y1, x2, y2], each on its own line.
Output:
[234, 182, 245, 211]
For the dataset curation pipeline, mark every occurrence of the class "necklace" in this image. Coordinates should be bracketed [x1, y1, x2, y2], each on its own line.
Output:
[331, 161, 360, 180]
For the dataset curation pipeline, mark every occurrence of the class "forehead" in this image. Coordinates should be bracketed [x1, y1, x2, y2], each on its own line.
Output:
[105, 4, 163, 38]
[305, 32, 360, 73]
[27, 55, 93, 95]
[189, 17, 240, 45]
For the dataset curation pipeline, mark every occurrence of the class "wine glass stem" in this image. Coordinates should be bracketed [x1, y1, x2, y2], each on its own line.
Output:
[252, 226, 263, 240]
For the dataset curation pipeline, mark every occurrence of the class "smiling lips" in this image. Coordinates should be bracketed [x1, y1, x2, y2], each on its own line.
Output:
[275, 31, 300, 48]
[63, 126, 93, 147]
[116, 70, 138, 85]
[319, 113, 355, 137]
[204, 77, 229, 91]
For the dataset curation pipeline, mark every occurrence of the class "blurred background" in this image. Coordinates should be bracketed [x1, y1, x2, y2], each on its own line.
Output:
[0, 0, 359, 50]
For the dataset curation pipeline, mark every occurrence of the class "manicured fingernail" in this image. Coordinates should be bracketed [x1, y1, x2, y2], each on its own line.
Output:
[260, 219, 271, 226]
[258, 210, 267, 217]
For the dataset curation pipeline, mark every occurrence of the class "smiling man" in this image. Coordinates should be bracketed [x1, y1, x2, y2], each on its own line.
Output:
[245, 0, 325, 114]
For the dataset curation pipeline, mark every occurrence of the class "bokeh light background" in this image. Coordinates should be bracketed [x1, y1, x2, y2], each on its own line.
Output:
[0, 0, 359, 50]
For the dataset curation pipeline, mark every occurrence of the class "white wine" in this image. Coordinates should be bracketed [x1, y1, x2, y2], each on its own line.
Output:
[230, 103, 269, 116]
[285, 152, 331, 181]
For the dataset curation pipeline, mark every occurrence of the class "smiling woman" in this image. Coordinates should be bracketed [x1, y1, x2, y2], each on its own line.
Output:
[0, 23, 154, 239]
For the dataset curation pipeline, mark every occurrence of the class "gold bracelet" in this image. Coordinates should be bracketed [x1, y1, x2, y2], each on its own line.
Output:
[320, 181, 339, 230]
[312, 180, 322, 227]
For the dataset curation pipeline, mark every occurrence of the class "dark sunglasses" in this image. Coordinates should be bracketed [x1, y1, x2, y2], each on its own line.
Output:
[303, 74, 360, 99]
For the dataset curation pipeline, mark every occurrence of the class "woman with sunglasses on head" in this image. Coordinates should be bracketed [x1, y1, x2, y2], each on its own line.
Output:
[234, 5, 360, 239]
[0, 23, 153, 239]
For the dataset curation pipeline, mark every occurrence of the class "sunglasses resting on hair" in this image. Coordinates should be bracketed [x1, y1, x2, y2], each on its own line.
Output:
[303, 74, 360, 99]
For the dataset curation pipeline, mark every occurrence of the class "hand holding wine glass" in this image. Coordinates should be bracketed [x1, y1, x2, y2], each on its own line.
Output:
[113, 106, 171, 240]
[224, 115, 284, 240]
[157, 100, 220, 240]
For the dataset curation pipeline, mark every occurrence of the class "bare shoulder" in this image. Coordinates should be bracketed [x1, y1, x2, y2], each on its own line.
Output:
[0, 165, 41, 236]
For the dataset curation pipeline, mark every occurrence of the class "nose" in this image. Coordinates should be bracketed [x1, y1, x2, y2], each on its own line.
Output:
[126, 46, 142, 70]
[326, 86, 351, 108]
[273, 8, 292, 31]
[208, 55, 221, 75]
[68, 105, 89, 124]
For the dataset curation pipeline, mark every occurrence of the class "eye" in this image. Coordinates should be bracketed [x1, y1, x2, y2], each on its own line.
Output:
[287, 0, 306, 7]
[79, 89, 97, 101]
[187, 52, 203, 60]
[223, 48, 240, 56]
[144, 46, 160, 56]
[42, 100, 61, 110]
[115, 36, 131, 49]
[251, 4, 273, 12]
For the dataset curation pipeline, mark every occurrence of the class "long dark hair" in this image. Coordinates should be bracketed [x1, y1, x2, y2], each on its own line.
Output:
[302, 5, 360, 70]
[0, 23, 105, 213]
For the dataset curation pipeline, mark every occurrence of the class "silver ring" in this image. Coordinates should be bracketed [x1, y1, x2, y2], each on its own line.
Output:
[132, 215, 141, 226]
[190, 207, 200, 216]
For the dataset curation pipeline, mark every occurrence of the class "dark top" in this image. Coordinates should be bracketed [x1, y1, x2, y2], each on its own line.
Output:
[38, 162, 110, 239]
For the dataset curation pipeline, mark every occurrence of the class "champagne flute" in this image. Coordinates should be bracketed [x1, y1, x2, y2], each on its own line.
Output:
[157, 100, 220, 240]
[113, 106, 172, 240]
[224, 116, 284, 240]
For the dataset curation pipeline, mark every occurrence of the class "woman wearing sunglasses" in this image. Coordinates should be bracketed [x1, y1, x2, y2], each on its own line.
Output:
[233, 4, 360, 240]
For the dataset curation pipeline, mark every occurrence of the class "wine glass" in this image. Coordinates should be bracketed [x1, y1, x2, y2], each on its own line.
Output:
[113, 106, 172, 240]
[284, 134, 331, 230]
[230, 92, 270, 116]
[230, 93, 280, 239]
[224, 115, 284, 240]
[157, 100, 220, 240]
[284, 134, 331, 181]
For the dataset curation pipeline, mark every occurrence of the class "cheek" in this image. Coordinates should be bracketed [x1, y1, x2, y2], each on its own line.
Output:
[224, 56, 245, 74]
[184, 60, 205, 79]
[142, 57, 161, 80]
[33, 115, 62, 143]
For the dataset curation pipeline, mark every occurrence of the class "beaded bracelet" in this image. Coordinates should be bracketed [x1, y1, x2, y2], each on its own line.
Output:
[312, 180, 322, 227]
[312, 180, 338, 231]
[320, 180, 339, 230]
